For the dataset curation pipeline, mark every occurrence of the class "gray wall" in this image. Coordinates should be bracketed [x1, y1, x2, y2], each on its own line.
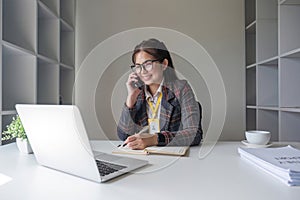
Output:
[75, 0, 245, 141]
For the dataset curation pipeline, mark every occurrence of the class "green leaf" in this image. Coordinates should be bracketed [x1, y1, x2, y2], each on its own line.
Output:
[1, 115, 27, 141]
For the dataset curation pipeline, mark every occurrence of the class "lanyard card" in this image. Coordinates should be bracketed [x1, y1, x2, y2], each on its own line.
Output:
[148, 118, 160, 134]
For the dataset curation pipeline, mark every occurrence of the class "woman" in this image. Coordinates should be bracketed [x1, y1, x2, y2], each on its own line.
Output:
[117, 38, 202, 150]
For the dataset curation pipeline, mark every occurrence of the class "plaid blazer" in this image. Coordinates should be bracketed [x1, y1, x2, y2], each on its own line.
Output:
[117, 79, 203, 146]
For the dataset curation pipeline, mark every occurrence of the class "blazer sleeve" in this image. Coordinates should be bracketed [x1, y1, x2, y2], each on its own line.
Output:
[117, 94, 148, 141]
[157, 81, 203, 146]
[117, 103, 137, 141]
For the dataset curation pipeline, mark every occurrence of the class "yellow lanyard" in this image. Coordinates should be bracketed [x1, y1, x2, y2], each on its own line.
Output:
[147, 93, 162, 119]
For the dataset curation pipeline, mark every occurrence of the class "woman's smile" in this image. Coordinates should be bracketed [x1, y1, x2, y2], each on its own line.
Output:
[141, 74, 152, 82]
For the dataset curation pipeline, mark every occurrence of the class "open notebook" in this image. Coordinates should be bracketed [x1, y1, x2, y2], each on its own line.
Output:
[113, 146, 189, 156]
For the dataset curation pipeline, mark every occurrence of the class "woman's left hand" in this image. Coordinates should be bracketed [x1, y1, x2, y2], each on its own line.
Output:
[124, 133, 158, 150]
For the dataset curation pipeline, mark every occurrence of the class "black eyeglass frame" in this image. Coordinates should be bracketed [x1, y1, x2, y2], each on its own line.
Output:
[130, 59, 162, 73]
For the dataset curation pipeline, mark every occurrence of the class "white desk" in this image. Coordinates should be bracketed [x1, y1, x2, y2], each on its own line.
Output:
[1, 141, 300, 200]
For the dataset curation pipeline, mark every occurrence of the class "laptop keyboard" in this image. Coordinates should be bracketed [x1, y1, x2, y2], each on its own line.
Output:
[96, 160, 127, 177]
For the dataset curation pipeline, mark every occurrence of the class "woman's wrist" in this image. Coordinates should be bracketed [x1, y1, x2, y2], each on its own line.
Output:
[152, 134, 158, 146]
[126, 93, 138, 108]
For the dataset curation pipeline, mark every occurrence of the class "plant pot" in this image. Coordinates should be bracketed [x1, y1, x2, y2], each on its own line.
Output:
[16, 138, 33, 154]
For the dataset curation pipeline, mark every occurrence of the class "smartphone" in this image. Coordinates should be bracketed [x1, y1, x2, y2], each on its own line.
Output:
[132, 76, 144, 89]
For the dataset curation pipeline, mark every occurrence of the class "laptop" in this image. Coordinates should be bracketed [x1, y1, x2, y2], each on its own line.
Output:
[15, 104, 148, 183]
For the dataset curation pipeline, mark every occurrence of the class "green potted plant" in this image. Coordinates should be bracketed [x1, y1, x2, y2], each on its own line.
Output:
[1, 115, 33, 154]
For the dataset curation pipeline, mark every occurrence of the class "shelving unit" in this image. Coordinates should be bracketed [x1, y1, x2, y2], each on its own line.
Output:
[245, 0, 300, 141]
[0, 0, 75, 145]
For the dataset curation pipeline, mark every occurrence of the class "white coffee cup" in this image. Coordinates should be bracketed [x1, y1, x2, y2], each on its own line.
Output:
[245, 130, 271, 145]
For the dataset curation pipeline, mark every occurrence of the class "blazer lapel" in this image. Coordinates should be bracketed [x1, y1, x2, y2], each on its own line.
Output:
[160, 86, 176, 130]
[136, 92, 149, 127]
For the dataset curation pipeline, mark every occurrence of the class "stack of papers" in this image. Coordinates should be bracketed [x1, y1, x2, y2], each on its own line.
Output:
[238, 145, 300, 186]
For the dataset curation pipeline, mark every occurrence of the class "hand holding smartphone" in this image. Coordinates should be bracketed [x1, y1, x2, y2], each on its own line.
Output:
[132, 76, 144, 90]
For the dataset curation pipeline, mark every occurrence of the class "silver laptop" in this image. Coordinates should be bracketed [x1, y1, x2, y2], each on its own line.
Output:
[16, 104, 148, 183]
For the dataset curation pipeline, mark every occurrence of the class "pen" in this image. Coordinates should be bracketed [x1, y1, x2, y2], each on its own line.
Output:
[117, 143, 127, 148]
[118, 126, 149, 147]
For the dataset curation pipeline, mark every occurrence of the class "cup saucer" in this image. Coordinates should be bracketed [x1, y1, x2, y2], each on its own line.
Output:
[241, 140, 272, 148]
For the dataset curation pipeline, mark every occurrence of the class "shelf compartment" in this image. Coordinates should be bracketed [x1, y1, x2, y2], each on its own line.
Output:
[246, 24, 256, 66]
[246, 108, 256, 131]
[256, 20, 278, 62]
[60, 0, 75, 28]
[279, 4, 300, 54]
[245, 0, 256, 27]
[280, 111, 300, 141]
[257, 109, 279, 141]
[280, 57, 300, 107]
[246, 67, 256, 106]
[37, 59, 59, 104]
[2, 45, 37, 111]
[59, 67, 75, 105]
[257, 60, 278, 107]
[38, 3, 59, 61]
[39, 0, 59, 17]
[3, 0, 37, 53]
[256, 0, 278, 62]
[60, 22, 75, 67]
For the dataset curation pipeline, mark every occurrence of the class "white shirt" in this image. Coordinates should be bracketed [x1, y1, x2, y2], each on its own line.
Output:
[144, 79, 164, 120]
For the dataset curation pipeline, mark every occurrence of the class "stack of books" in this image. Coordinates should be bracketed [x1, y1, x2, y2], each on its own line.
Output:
[238, 145, 300, 186]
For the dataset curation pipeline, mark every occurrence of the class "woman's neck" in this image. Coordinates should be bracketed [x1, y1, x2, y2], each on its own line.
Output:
[148, 84, 160, 96]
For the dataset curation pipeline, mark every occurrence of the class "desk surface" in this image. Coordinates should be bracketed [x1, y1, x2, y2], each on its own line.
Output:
[1, 141, 300, 200]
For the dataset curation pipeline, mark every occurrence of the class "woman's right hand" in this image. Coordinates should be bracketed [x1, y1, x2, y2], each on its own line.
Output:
[125, 72, 141, 108]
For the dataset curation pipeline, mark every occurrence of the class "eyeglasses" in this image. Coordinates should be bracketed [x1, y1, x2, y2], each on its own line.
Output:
[130, 59, 161, 74]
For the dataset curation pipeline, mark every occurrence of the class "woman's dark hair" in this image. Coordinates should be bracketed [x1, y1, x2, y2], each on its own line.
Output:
[132, 38, 178, 82]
